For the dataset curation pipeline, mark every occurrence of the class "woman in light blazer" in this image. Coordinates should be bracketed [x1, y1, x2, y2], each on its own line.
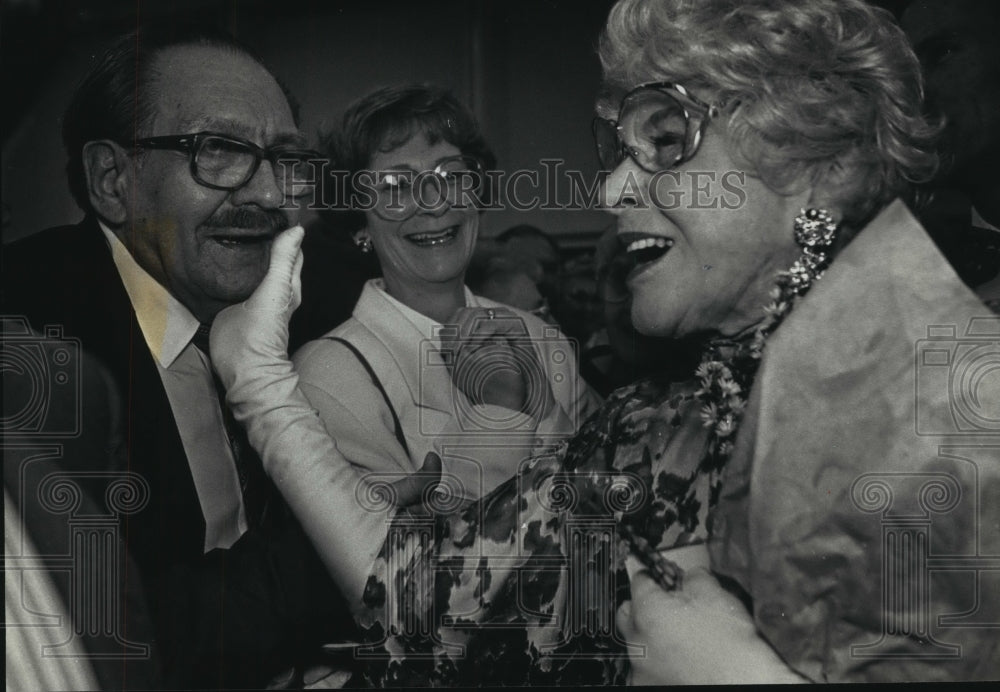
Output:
[295, 85, 600, 501]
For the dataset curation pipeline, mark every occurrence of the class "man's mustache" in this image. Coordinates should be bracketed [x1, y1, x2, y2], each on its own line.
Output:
[203, 207, 289, 233]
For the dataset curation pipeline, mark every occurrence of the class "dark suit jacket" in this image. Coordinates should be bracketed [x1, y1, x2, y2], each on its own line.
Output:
[2, 218, 354, 689]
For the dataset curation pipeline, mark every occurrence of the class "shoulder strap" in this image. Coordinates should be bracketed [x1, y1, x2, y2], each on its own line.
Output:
[323, 336, 411, 458]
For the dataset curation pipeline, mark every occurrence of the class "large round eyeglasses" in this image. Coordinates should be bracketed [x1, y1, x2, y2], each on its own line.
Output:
[366, 155, 486, 221]
[592, 82, 719, 174]
[131, 131, 323, 195]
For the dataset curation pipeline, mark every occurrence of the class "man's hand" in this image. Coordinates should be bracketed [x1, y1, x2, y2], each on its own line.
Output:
[617, 544, 807, 685]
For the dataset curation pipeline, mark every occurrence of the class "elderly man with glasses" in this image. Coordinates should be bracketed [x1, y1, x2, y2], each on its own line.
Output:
[2, 24, 352, 689]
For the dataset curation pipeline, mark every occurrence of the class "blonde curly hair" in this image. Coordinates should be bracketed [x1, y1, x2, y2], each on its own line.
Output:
[598, 0, 940, 229]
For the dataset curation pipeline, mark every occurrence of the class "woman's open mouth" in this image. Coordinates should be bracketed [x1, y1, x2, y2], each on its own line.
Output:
[619, 232, 675, 279]
[406, 226, 459, 247]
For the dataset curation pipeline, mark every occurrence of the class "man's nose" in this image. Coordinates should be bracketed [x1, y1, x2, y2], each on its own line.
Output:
[231, 159, 284, 209]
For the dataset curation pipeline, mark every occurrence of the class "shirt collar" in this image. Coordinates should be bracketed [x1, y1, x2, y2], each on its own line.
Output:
[99, 222, 200, 367]
[364, 278, 479, 338]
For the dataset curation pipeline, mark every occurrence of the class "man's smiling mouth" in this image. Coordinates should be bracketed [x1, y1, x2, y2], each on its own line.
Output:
[211, 232, 275, 247]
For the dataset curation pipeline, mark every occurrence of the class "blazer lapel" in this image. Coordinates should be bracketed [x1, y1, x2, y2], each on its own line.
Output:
[351, 281, 456, 416]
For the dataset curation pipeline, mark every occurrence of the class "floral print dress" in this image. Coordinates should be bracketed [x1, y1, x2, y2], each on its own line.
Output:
[351, 375, 716, 686]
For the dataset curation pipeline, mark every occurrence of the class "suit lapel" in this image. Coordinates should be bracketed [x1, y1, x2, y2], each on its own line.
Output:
[54, 221, 207, 564]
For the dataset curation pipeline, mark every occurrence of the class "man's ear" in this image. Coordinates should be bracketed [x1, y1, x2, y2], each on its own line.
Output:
[82, 140, 133, 225]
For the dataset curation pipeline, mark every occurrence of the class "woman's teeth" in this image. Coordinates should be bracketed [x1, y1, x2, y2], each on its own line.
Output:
[625, 237, 672, 253]
[407, 227, 458, 247]
[625, 236, 674, 266]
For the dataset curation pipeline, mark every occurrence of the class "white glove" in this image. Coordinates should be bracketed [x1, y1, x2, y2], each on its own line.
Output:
[209, 227, 442, 608]
[211, 224, 303, 376]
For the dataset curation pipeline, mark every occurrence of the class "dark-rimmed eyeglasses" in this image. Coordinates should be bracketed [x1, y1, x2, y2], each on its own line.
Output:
[366, 155, 486, 221]
[592, 82, 719, 174]
[131, 132, 323, 194]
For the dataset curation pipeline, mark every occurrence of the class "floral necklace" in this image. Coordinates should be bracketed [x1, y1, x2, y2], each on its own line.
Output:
[695, 209, 838, 502]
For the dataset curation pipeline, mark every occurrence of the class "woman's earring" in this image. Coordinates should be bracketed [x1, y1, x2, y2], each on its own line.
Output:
[786, 208, 839, 295]
[793, 208, 837, 252]
[355, 236, 373, 254]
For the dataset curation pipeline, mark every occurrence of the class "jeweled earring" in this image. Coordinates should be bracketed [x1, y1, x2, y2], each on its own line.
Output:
[794, 207, 837, 251]
[355, 236, 373, 254]
[786, 208, 838, 295]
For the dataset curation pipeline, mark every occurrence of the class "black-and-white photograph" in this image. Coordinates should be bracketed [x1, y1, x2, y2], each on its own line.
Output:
[3, 0, 999, 688]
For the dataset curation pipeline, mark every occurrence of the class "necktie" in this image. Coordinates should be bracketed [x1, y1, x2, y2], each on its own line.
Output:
[192, 324, 270, 529]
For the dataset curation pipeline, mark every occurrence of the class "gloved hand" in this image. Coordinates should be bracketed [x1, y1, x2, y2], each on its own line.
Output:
[211, 225, 304, 381]
[209, 226, 441, 606]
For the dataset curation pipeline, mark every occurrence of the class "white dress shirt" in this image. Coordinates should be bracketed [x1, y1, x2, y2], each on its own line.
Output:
[100, 223, 246, 551]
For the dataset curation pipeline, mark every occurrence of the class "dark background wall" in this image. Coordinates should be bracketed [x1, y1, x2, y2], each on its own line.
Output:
[2, 0, 616, 245]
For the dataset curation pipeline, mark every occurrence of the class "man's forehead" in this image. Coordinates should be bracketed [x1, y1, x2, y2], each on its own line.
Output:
[147, 44, 299, 144]
[178, 115, 306, 147]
